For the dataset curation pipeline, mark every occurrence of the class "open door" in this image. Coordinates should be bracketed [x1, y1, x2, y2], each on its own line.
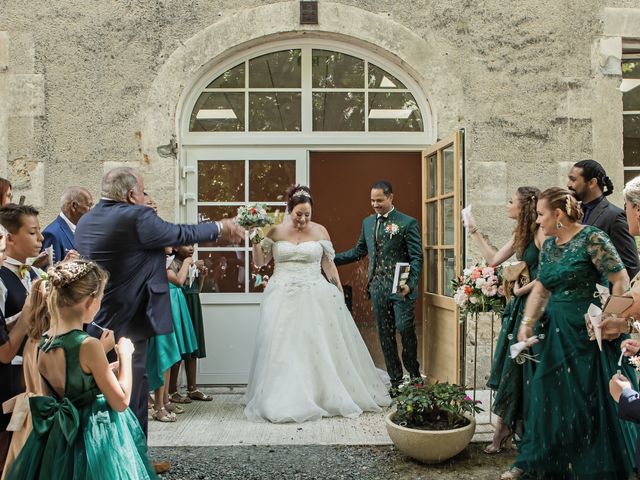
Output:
[422, 130, 465, 383]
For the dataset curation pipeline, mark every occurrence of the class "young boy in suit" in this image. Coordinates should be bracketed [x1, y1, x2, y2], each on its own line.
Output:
[0, 205, 43, 474]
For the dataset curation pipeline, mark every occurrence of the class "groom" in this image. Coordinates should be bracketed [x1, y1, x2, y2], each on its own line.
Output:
[335, 181, 423, 392]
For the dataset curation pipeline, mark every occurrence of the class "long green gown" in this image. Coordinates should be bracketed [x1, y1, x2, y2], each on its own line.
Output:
[146, 283, 198, 390]
[513, 226, 637, 479]
[5, 330, 156, 479]
[487, 240, 541, 439]
[182, 280, 206, 359]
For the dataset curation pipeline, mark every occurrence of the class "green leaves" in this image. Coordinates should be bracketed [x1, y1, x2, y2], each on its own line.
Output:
[392, 381, 483, 430]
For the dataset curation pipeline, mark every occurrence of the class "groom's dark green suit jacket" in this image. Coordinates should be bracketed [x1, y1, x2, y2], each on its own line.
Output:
[335, 209, 423, 300]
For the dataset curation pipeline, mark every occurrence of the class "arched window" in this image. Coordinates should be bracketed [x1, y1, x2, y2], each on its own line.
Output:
[188, 48, 425, 134]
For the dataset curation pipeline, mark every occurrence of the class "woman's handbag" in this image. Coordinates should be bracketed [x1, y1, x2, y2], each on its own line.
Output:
[503, 261, 530, 285]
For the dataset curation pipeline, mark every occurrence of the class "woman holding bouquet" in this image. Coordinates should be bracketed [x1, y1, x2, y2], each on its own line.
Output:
[243, 185, 391, 423]
[501, 187, 636, 479]
[464, 186, 544, 453]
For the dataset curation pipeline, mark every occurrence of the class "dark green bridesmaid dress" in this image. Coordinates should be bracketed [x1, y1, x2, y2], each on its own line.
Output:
[513, 226, 637, 479]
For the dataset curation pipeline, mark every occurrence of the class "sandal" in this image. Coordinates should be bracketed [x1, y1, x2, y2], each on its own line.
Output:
[169, 392, 193, 404]
[500, 467, 523, 480]
[151, 408, 176, 423]
[165, 402, 185, 414]
[188, 389, 213, 401]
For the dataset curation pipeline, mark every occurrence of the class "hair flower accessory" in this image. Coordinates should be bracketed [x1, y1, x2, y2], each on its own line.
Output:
[385, 222, 400, 237]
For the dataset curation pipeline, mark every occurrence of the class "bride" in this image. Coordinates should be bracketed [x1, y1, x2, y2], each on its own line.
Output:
[243, 185, 391, 423]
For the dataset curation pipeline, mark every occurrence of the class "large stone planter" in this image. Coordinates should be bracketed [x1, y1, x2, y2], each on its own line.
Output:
[385, 411, 476, 464]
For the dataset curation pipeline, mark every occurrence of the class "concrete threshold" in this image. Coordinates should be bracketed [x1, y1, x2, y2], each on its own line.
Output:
[149, 387, 495, 447]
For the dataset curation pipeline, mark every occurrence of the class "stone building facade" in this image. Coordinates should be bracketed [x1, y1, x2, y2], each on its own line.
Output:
[0, 1, 638, 229]
[2, 0, 640, 382]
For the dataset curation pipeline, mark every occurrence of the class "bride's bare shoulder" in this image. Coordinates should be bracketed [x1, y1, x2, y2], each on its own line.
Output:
[310, 222, 331, 240]
[266, 224, 285, 240]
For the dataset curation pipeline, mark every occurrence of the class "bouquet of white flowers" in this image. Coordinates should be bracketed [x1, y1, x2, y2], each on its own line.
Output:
[236, 203, 274, 244]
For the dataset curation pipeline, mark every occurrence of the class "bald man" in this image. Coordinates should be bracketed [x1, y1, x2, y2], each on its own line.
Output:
[41, 186, 93, 265]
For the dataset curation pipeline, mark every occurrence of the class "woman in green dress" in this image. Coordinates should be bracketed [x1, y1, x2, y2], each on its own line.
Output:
[465, 186, 545, 453]
[6, 260, 156, 479]
[501, 187, 637, 480]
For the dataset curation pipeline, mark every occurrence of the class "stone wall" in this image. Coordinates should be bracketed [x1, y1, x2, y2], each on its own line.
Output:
[0, 0, 638, 235]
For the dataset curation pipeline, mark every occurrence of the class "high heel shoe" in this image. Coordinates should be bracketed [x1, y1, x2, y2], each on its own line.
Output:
[483, 429, 512, 454]
[500, 467, 523, 479]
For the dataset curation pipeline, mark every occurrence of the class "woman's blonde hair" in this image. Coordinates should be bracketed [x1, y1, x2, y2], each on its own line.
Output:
[46, 259, 108, 330]
[23, 279, 50, 340]
[539, 187, 583, 223]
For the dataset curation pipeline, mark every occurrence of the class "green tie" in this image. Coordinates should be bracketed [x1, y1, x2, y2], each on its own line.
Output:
[375, 216, 385, 241]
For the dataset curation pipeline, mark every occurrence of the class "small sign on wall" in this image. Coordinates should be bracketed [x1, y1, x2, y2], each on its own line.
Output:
[300, 1, 318, 24]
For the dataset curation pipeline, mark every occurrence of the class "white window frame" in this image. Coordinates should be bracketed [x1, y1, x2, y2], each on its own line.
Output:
[179, 39, 434, 148]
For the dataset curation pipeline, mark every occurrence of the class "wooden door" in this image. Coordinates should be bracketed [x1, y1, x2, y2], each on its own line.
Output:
[422, 131, 465, 383]
[310, 151, 422, 369]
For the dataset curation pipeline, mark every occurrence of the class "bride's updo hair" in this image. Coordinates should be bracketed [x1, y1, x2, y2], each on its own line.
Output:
[286, 184, 313, 213]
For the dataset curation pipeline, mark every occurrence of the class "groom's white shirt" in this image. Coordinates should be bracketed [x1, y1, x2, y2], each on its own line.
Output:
[376, 206, 395, 220]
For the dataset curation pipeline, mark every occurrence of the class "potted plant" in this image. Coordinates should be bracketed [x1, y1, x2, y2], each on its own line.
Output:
[385, 381, 482, 463]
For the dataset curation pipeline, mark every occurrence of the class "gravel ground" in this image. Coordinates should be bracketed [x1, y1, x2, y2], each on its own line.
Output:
[149, 444, 516, 480]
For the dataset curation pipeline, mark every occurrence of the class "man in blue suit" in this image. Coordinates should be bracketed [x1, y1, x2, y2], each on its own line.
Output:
[41, 186, 93, 265]
[75, 167, 244, 440]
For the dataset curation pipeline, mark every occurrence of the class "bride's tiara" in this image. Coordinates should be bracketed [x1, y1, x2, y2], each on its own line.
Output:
[292, 189, 311, 199]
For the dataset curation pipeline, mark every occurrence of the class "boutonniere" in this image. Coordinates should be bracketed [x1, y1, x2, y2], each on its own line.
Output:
[385, 223, 400, 237]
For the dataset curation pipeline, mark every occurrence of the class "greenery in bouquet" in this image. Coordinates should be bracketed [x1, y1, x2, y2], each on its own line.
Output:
[236, 203, 275, 245]
[451, 264, 506, 320]
[392, 380, 482, 430]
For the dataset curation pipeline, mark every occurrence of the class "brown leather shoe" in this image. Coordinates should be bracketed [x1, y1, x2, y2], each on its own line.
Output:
[153, 460, 171, 474]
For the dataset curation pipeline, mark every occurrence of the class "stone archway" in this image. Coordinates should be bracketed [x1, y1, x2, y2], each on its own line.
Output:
[139, 0, 464, 218]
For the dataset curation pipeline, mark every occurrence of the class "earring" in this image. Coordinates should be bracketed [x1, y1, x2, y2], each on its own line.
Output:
[556, 221, 564, 229]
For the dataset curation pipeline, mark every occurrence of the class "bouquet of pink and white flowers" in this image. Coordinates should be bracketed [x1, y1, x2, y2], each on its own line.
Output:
[451, 264, 506, 319]
[236, 203, 275, 245]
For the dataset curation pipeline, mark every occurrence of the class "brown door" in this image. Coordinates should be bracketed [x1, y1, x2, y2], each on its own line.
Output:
[310, 151, 422, 369]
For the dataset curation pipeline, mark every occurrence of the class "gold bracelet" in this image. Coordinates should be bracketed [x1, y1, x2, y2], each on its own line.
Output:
[521, 316, 535, 328]
[469, 226, 479, 235]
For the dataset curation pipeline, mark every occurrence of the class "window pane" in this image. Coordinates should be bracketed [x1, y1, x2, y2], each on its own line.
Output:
[623, 60, 640, 78]
[368, 92, 423, 132]
[426, 249, 438, 294]
[207, 63, 245, 88]
[624, 170, 640, 185]
[312, 92, 364, 131]
[623, 86, 640, 111]
[312, 50, 364, 88]
[199, 251, 246, 293]
[197, 205, 242, 248]
[249, 160, 296, 202]
[249, 92, 301, 131]
[198, 161, 245, 202]
[249, 252, 274, 293]
[624, 114, 640, 167]
[427, 154, 437, 198]
[442, 197, 454, 245]
[442, 146, 454, 194]
[368, 64, 406, 89]
[427, 201, 438, 246]
[190, 93, 245, 132]
[443, 249, 456, 297]
[249, 50, 301, 88]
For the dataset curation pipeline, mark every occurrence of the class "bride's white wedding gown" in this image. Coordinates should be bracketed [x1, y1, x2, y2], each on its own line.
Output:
[243, 238, 391, 423]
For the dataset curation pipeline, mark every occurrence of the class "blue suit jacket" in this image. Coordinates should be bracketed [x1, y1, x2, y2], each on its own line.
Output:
[618, 388, 640, 467]
[42, 215, 75, 265]
[75, 199, 220, 342]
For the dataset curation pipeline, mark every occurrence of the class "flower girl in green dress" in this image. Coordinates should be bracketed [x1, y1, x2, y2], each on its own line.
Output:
[5, 260, 156, 479]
